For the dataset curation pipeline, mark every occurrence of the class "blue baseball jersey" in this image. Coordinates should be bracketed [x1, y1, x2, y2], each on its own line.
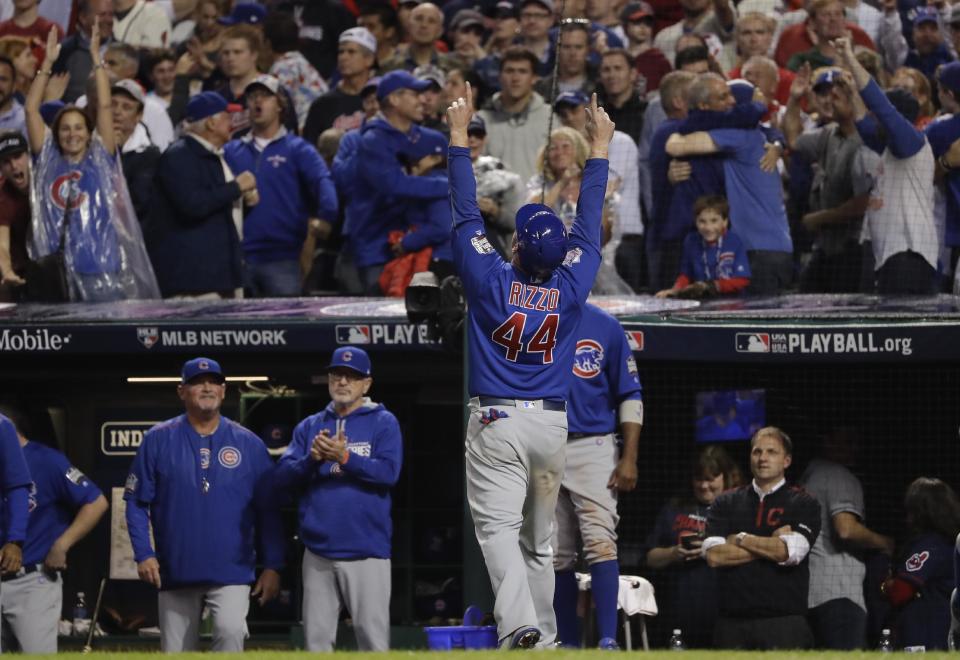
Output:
[0, 414, 32, 544]
[678, 230, 751, 282]
[275, 400, 402, 560]
[124, 415, 285, 589]
[449, 145, 608, 400]
[707, 128, 793, 253]
[38, 151, 121, 275]
[924, 114, 960, 248]
[567, 304, 642, 434]
[895, 531, 953, 650]
[19, 441, 101, 566]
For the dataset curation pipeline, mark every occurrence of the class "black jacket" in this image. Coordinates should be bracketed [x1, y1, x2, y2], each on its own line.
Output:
[146, 135, 244, 296]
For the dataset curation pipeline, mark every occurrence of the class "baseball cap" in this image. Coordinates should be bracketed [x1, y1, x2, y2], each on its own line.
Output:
[521, 0, 554, 13]
[468, 114, 487, 135]
[218, 2, 267, 25]
[361, 76, 381, 97]
[339, 26, 378, 54]
[185, 91, 242, 122]
[39, 101, 63, 127]
[914, 7, 938, 27]
[407, 127, 447, 161]
[451, 8, 485, 31]
[727, 78, 755, 105]
[812, 68, 840, 92]
[413, 64, 446, 89]
[553, 89, 589, 110]
[377, 70, 432, 99]
[181, 357, 225, 383]
[112, 79, 145, 106]
[620, 1, 654, 23]
[245, 74, 281, 96]
[327, 346, 372, 376]
[886, 88, 920, 124]
[939, 62, 960, 93]
[0, 131, 28, 159]
[494, 0, 519, 18]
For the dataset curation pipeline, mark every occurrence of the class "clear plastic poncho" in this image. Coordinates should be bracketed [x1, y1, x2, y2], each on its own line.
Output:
[28, 131, 159, 302]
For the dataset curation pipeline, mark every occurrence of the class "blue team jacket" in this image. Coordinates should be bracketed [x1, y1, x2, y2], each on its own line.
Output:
[275, 400, 402, 560]
[350, 117, 448, 268]
[224, 129, 338, 265]
[124, 415, 285, 589]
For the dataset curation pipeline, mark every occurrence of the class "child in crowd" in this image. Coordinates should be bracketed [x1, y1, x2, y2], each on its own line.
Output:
[656, 195, 751, 298]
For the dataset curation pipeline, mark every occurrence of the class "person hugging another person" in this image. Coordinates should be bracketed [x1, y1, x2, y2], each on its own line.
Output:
[656, 195, 750, 299]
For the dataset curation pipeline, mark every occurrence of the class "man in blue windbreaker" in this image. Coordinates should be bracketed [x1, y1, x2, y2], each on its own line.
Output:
[276, 346, 402, 652]
[124, 357, 285, 652]
[225, 74, 339, 297]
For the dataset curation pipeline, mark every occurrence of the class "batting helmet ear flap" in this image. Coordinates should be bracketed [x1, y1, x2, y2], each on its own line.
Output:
[515, 204, 568, 280]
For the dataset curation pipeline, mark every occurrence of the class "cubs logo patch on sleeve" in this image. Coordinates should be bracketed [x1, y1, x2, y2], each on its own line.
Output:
[906, 550, 930, 572]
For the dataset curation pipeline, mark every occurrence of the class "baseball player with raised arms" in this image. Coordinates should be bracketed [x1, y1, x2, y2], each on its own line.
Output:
[124, 357, 285, 652]
[0, 404, 107, 654]
[447, 83, 614, 648]
[275, 346, 402, 652]
[552, 303, 642, 649]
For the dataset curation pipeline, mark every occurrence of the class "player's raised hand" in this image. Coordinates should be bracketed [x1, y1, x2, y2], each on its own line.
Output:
[446, 82, 473, 148]
[584, 93, 614, 157]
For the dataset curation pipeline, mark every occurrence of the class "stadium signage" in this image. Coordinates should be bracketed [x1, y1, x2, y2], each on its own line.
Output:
[754, 332, 913, 356]
[146, 329, 288, 348]
[335, 323, 434, 345]
[100, 421, 159, 456]
[0, 328, 70, 351]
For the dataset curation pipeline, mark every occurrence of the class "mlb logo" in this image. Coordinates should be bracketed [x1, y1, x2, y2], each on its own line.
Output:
[736, 333, 770, 353]
[137, 327, 159, 349]
[336, 325, 370, 344]
[624, 331, 644, 351]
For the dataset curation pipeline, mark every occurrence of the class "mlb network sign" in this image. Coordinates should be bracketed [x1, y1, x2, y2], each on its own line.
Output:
[101, 422, 159, 456]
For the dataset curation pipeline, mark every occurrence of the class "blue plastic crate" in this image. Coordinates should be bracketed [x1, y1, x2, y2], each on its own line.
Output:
[423, 625, 498, 650]
[423, 605, 498, 650]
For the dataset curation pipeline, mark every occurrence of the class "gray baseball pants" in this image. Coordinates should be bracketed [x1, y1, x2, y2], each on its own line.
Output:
[302, 550, 391, 652]
[553, 433, 620, 570]
[0, 569, 61, 653]
[158, 584, 250, 652]
[465, 398, 567, 647]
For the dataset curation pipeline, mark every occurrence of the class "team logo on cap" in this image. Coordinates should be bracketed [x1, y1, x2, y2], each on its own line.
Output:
[218, 446, 242, 468]
[200, 447, 211, 469]
[572, 339, 604, 379]
[906, 550, 930, 572]
[199, 360, 210, 370]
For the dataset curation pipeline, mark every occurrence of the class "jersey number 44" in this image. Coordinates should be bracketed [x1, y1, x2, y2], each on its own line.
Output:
[492, 312, 559, 363]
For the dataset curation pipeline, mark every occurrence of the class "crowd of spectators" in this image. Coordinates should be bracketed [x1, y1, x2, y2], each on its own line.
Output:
[0, 0, 957, 300]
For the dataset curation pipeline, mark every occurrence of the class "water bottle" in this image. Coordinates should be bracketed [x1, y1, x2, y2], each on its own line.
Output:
[669, 628, 685, 651]
[73, 591, 88, 636]
[879, 628, 893, 652]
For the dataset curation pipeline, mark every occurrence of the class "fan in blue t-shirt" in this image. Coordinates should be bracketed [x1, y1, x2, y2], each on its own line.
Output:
[655, 195, 751, 299]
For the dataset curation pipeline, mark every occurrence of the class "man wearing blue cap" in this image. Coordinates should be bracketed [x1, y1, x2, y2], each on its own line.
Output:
[348, 69, 449, 294]
[784, 66, 875, 293]
[448, 84, 615, 648]
[225, 74, 338, 297]
[276, 347, 402, 651]
[125, 357, 285, 652]
[906, 9, 954, 81]
[149, 92, 256, 298]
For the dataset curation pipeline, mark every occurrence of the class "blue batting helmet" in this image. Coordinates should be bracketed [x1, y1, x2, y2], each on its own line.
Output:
[515, 204, 568, 279]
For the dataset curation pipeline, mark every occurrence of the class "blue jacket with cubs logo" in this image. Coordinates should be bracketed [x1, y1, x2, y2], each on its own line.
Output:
[124, 415, 285, 589]
[224, 129, 338, 265]
[567, 304, 642, 434]
[275, 399, 402, 560]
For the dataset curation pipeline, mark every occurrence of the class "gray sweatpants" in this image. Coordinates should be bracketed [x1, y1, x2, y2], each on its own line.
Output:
[0, 569, 62, 653]
[158, 584, 250, 652]
[553, 433, 620, 571]
[465, 398, 567, 647]
[302, 550, 391, 652]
